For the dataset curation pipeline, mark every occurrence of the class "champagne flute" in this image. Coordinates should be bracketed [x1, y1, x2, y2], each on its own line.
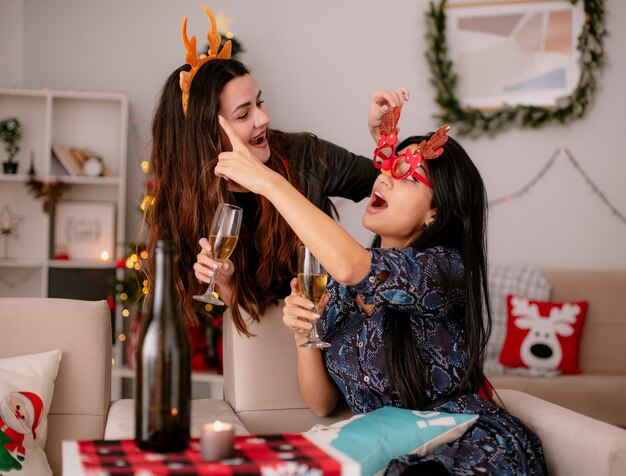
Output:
[298, 246, 331, 349]
[193, 203, 242, 305]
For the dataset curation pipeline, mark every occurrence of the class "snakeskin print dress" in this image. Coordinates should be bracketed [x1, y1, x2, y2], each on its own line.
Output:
[318, 246, 547, 475]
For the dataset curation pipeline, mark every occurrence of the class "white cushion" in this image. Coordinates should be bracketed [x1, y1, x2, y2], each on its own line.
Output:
[0, 349, 61, 475]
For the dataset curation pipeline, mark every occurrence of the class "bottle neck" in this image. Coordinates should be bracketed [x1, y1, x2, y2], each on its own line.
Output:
[152, 245, 176, 319]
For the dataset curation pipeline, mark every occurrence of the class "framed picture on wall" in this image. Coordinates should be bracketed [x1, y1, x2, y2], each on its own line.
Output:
[445, 0, 585, 109]
[54, 201, 116, 261]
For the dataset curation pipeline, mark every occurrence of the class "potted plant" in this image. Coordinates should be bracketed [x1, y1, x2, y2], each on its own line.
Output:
[0, 117, 23, 174]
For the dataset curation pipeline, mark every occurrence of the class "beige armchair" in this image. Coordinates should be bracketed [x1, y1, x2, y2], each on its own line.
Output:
[0, 298, 112, 476]
[0, 297, 247, 475]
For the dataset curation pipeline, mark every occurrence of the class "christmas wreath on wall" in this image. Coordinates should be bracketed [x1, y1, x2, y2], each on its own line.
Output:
[425, 0, 606, 137]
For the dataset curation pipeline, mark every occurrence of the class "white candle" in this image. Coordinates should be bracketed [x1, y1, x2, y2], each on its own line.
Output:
[201, 421, 234, 461]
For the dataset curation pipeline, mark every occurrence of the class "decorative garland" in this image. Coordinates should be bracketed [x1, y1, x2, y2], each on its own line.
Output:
[425, 0, 607, 137]
[489, 146, 626, 225]
[26, 175, 68, 213]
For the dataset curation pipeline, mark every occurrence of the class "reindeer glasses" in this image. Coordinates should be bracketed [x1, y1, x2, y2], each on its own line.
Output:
[372, 107, 450, 188]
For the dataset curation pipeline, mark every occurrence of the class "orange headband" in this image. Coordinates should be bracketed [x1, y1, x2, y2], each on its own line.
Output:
[179, 4, 232, 115]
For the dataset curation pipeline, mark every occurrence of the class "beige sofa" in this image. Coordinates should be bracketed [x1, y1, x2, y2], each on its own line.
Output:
[2, 297, 626, 475]
[488, 268, 626, 428]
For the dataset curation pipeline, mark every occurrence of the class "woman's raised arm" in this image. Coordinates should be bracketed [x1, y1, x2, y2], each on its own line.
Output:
[215, 115, 371, 285]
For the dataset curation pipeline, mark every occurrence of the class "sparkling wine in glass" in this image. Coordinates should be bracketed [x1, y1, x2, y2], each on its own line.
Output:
[193, 203, 242, 305]
[298, 246, 331, 349]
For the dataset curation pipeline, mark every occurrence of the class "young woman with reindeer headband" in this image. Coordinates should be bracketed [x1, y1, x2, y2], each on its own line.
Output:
[145, 4, 407, 334]
[214, 102, 547, 473]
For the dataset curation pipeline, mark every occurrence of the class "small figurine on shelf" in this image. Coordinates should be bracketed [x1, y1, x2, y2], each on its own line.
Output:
[82, 155, 105, 177]
[0, 117, 22, 174]
[53, 245, 70, 260]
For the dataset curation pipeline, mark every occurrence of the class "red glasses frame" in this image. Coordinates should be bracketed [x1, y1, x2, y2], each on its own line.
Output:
[372, 107, 450, 189]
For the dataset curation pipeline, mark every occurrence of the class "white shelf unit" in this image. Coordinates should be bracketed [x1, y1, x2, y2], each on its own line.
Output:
[0, 88, 128, 292]
[0, 88, 129, 396]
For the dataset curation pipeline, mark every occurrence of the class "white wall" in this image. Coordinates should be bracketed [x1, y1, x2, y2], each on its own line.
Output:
[5, 0, 626, 269]
[0, 0, 23, 87]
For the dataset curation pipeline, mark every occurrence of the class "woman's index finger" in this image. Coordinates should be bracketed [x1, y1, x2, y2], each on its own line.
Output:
[218, 115, 246, 151]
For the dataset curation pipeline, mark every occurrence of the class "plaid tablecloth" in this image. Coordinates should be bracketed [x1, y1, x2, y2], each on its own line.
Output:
[65, 434, 350, 475]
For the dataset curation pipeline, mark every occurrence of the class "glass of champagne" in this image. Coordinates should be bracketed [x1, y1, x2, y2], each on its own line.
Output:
[193, 203, 242, 305]
[298, 246, 331, 349]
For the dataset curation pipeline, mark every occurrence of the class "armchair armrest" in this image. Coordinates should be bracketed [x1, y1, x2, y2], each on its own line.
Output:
[497, 389, 626, 476]
[104, 398, 250, 440]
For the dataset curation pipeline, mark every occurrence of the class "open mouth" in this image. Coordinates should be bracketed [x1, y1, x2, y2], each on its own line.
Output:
[249, 132, 266, 146]
[369, 191, 388, 209]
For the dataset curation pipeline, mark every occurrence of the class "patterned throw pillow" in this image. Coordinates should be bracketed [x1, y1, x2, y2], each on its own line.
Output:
[305, 406, 478, 476]
[0, 350, 61, 475]
[499, 295, 588, 374]
[484, 264, 552, 376]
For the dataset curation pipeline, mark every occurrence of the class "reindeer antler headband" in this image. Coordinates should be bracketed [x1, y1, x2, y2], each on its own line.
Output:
[179, 4, 232, 115]
[373, 107, 450, 188]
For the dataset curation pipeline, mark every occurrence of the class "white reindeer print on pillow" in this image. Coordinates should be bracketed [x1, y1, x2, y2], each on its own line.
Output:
[499, 295, 588, 374]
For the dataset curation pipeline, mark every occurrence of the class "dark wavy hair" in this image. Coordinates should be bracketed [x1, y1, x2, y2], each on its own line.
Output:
[373, 135, 493, 408]
[145, 59, 334, 335]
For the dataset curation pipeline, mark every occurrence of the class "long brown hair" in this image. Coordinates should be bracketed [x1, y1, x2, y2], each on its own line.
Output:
[146, 59, 328, 335]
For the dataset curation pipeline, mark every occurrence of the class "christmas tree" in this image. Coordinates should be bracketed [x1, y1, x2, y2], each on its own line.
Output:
[0, 430, 22, 471]
[109, 160, 227, 373]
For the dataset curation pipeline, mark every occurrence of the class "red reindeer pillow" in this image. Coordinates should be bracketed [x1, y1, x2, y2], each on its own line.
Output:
[499, 295, 588, 375]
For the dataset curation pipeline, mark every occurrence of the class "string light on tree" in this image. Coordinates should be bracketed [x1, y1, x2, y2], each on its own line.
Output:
[214, 10, 233, 35]
[139, 160, 155, 212]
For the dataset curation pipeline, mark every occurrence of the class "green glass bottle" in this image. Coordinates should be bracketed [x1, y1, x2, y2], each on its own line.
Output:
[135, 239, 191, 452]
